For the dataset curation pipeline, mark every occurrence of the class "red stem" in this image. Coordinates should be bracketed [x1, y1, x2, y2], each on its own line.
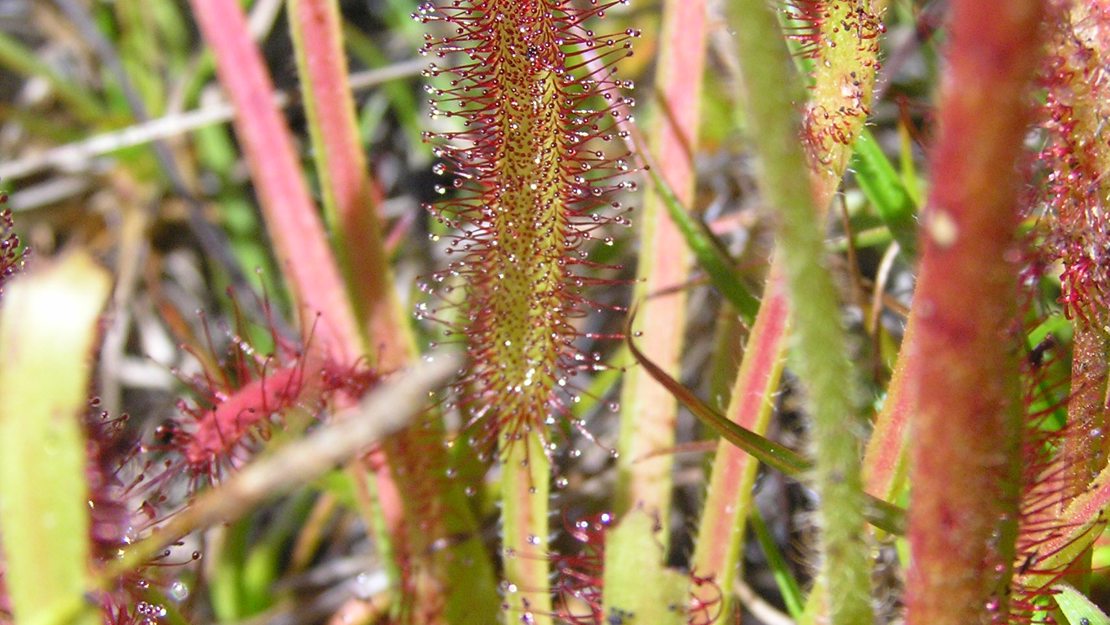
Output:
[689, 273, 788, 619]
[905, 2, 1045, 623]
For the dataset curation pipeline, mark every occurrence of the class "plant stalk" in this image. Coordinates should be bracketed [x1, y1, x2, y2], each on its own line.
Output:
[727, 1, 875, 623]
[904, 1, 1045, 622]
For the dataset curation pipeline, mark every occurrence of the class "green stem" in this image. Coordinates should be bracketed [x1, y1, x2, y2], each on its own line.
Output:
[501, 433, 552, 625]
[609, 3, 708, 621]
[728, 2, 874, 623]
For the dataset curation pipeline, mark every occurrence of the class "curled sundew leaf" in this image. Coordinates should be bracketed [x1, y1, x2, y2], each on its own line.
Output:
[102, 350, 463, 582]
[0, 251, 110, 625]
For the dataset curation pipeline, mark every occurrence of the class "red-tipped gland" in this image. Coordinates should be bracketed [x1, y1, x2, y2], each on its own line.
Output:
[780, 0, 830, 59]
[1036, 2, 1110, 326]
[418, 0, 637, 453]
[82, 402, 192, 625]
[0, 203, 28, 301]
[552, 512, 612, 624]
[549, 511, 722, 625]
[794, 1, 883, 167]
[1009, 346, 1082, 616]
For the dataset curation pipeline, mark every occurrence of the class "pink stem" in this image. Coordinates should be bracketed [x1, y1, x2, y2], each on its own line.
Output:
[615, 0, 707, 535]
[188, 0, 362, 365]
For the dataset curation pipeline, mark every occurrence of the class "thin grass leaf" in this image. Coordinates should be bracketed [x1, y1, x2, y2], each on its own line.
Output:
[750, 505, 806, 620]
[0, 32, 106, 124]
[626, 323, 905, 535]
[646, 165, 760, 324]
[626, 314, 805, 475]
[851, 127, 918, 259]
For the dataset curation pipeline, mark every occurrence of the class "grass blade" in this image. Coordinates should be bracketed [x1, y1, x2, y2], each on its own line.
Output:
[851, 128, 919, 259]
[750, 505, 805, 620]
[646, 165, 760, 324]
[626, 323, 905, 534]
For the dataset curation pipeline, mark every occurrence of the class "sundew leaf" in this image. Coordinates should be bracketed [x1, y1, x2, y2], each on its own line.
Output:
[0, 251, 110, 625]
[1055, 583, 1110, 625]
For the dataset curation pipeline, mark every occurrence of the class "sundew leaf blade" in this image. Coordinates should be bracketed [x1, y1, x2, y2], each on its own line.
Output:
[419, 2, 639, 622]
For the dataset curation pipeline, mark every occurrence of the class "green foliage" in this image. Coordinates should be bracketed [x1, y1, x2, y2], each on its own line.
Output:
[1056, 583, 1110, 625]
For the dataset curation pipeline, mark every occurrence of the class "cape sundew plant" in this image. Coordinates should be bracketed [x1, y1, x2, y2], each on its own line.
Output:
[417, 1, 635, 621]
[8, 1, 1110, 625]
